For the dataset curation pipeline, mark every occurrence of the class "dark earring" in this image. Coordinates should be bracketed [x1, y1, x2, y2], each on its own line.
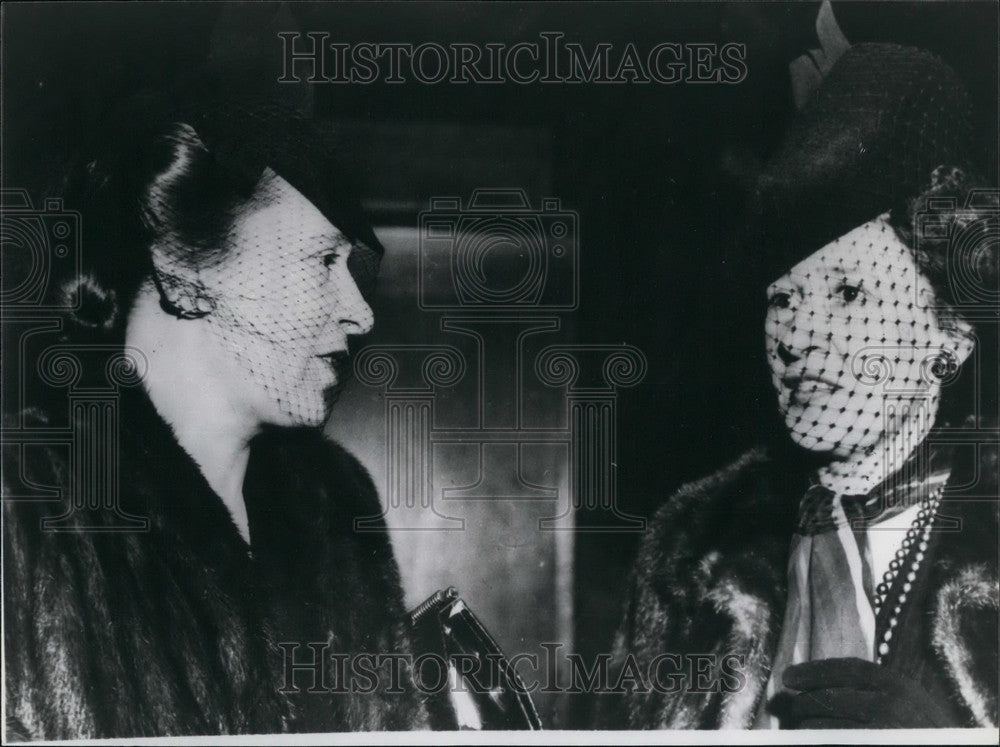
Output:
[172, 304, 211, 320]
[161, 294, 214, 319]
[152, 271, 214, 319]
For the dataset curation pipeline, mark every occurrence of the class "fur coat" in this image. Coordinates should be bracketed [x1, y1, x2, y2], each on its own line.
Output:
[597, 446, 998, 729]
[3, 387, 429, 739]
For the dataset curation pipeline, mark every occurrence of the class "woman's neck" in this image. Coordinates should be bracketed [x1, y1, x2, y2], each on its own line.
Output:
[125, 281, 257, 544]
[816, 399, 937, 496]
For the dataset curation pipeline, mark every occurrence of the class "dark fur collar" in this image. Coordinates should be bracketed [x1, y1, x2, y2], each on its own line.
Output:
[4, 387, 428, 739]
[605, 446, 998, 729]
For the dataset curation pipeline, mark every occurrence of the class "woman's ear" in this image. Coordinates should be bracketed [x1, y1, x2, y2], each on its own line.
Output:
[953, 319, 976, 365]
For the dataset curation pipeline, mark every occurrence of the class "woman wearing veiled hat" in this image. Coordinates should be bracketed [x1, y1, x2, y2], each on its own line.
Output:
[2, 97, 430, 739]
[598, 43, 998, 729]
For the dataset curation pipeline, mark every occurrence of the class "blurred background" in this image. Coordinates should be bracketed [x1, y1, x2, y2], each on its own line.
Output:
[3, 0, 997, 728]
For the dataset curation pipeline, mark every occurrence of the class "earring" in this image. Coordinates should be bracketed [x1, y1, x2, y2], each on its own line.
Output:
[153, 272, 215, 319]
[164, 293, 215, 319]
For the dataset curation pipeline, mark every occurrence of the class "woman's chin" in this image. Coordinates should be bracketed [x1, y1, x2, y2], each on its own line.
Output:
[257, 393, 333, 430]
[787, 429, 878, 463]
[786, 428, 839, 454]
[322, 380, 346, 412]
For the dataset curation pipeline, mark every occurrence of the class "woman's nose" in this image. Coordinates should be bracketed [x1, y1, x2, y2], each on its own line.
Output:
[335, 274, 375, 336]
[776, 336, 820, 366]
[776, 341, 798, 366]
[339, 298, 374, 336]
[776, 301, 822, 356]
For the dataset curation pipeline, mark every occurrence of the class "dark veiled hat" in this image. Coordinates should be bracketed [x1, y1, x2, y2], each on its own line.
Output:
[179, 95, 384, 302]
[54, 91, 384, 335]
[750, 43, 977, 286]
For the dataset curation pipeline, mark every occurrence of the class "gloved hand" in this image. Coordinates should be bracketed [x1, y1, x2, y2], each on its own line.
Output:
[771, 657, 954, 729]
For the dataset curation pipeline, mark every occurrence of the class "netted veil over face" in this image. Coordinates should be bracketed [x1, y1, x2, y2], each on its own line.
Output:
[746, 44, 989, 491]
[147, 143, 373, 427]
[764, 214, 972, 488]
[65, 97, 384, 427]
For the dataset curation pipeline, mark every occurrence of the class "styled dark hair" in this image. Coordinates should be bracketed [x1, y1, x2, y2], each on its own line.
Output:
[54, 92, 382, 337]
[890, 165, 998, 332]
[888, 166, 999, 433]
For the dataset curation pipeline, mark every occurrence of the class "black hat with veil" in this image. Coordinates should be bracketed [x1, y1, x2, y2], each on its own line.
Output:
[744, 43, 997, 454]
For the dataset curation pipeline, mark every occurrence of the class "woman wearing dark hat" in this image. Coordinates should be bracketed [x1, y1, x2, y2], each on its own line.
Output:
[598, 44, 997, 729]
[2, 98, 429, 738]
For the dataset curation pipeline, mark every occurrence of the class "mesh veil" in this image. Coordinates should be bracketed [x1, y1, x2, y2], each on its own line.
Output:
[764, 214, 964, 496]
[753, 44, 984, 497]
[144, 115, 376, 427]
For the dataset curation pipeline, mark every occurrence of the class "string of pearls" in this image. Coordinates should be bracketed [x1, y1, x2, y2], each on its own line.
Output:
[872, 485, 945, 664]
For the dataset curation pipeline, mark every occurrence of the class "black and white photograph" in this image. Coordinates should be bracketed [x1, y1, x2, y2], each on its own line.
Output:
[2, 1, 997, 742]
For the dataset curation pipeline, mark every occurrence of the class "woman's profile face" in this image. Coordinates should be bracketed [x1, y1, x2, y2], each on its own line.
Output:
[200, 169, 374, 427]
[764, 215, 962, 458]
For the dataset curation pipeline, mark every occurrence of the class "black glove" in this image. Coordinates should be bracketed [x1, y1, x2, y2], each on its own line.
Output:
[770, 657, 954, 729]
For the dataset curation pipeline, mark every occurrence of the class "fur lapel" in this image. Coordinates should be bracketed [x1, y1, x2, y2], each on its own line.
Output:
[605, 445, 999, 730]
[4, 388, 427, 739]
[667, 448, 800, 728]
[609, 448, 801, 729]
[699, 557, 779, 728]
[933, 564, 999, 728]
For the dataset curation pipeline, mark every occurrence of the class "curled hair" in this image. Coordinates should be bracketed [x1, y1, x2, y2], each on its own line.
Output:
[55, 93, 381, 337]
[890, 166, 998, 430]
[890, 165, 999, 329]
[139, 122, 262, 269]
[58, 96, 266, 333]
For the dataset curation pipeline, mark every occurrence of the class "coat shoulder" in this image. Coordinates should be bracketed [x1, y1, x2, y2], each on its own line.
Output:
[639, 447, 792, 589]
[648, 447, 771, 533]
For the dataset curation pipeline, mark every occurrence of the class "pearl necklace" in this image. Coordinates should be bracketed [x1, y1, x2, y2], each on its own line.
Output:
[872, 485, 944, 664]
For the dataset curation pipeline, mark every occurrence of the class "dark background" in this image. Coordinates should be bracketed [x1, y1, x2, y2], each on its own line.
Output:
[3, 0, 997, 728]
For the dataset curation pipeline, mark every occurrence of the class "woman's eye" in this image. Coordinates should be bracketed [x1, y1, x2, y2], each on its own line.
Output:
[838, 283, 863, 303]
[323, 252, 340, 268]
[768, 292, 791, 309]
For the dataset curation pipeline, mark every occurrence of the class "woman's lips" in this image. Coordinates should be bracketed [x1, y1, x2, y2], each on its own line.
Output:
[318, 351, 351, 407]
[317, 350, 350, 380]
[782, 374, 840, 403]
